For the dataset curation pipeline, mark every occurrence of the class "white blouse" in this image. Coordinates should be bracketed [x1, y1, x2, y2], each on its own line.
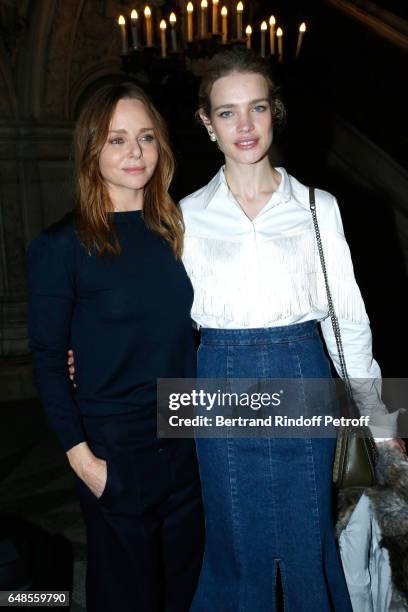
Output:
[180, 166, 398, 438]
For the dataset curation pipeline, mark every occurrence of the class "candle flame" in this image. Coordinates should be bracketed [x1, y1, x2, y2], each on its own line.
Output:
[213, 0, 219, 4]
[201, 0, 208, 7]
[144, 6, 151, 17]
[131, 9, 138, 19]
[221, 6, 227, 16]
[118, 15, 126, 25]
[261, 20, 267, 31]
[245, 25, 252, 35]
[160, 19, 167, 29]
[237, 2, 243, 12]
[269, 15, 275, 26]
[169, 12, 176, 23]
[187, 2, 194, 12]
[299, 22, 306, 32]
[276, 27, 283, 37]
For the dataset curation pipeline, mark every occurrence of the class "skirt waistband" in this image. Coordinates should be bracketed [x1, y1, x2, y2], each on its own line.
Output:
[200, 320, 319, 346]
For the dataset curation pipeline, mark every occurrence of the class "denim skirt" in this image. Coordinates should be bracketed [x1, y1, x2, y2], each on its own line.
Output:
[191, 321, 352, 612]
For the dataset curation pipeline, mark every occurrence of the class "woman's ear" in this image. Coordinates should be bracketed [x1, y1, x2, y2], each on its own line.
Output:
[198, 110, 217, 142]
[199, 111, 212, 128]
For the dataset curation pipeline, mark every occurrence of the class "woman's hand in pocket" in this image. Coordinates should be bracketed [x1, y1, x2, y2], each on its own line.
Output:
[67, 442, 107, 498]
[82, 455, 108, 498]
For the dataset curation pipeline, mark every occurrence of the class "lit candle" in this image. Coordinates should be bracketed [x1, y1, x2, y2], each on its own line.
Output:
[130, 9, 139, 50]
[160, 19, 167, 57]
[118, 15, 127, 55]
[169, 12, 177, 51]
[296, 22, 306, 59]
[245, 25, 252, 49]
[187, 2, 194, 42]
[269, 15, 275, 55]
[221, 6, 228, 44]
[260, 21, 267, 58]
[276, 27, 283, 62]
[200, 0, 208, 38]
[144, 6, 153, 47]
[212, 0, 219, 34]
[236, 2, 243, 40]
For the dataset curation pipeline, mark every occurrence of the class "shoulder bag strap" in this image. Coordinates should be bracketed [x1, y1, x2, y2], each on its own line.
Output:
[308, 187, 353, 398]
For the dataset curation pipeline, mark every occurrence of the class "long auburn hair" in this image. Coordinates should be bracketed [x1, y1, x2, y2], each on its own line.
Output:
[74, 82, 183, 258]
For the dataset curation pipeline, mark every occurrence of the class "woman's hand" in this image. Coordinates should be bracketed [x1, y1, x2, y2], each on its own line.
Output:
[81, 455, 108, 499]
[68, 349, 75, 382]
[66, 441, 107, 499]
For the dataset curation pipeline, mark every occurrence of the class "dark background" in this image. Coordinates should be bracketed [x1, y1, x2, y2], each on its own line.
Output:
[0, 0, 406, 608]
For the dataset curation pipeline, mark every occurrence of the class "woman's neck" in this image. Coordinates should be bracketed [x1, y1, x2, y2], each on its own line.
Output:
[224, 157, 281, 201]
[223, 157, 281, 220]
[108, 186, 144, 212]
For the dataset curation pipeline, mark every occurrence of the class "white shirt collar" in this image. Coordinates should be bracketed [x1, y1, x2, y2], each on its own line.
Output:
[201, 166, 294, 210]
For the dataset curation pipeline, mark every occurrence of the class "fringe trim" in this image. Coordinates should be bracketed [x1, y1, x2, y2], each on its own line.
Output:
[182, 231, 369, 326]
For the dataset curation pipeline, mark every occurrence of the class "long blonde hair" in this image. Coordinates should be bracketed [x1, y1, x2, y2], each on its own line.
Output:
[74, 82, 183, 258]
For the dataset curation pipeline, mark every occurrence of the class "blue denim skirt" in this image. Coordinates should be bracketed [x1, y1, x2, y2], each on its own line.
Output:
[191, 321, 352, 612]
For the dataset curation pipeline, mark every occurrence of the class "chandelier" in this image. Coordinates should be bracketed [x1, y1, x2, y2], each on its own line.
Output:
[116, 3, 307, 71]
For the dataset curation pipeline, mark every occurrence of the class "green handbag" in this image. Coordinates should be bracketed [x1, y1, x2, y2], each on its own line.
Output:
[309, 187, 377, 489]
[332, 422, 377, 488]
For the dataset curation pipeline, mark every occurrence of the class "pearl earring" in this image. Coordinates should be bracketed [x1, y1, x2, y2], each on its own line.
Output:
[209, 131, 217, 142]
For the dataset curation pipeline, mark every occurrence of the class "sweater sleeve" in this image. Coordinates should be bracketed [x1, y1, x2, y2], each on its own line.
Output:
[319, 196, 400, 439]
[27, 228, 86, 452]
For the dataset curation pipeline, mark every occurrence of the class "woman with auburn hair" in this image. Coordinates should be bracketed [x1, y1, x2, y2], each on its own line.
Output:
[179, 47, 405, 611]
[27, 82, 204, 612]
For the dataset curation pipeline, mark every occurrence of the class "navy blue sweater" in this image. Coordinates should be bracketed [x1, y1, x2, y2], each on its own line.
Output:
[27, 211, 197, 452]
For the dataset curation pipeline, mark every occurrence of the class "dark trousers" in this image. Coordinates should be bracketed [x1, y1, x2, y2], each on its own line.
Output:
[76, 412, 205, 612]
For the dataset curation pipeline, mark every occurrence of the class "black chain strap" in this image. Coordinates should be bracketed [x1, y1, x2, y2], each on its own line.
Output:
[309, 188, 378, 461]
[308, 187, 354, 395]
